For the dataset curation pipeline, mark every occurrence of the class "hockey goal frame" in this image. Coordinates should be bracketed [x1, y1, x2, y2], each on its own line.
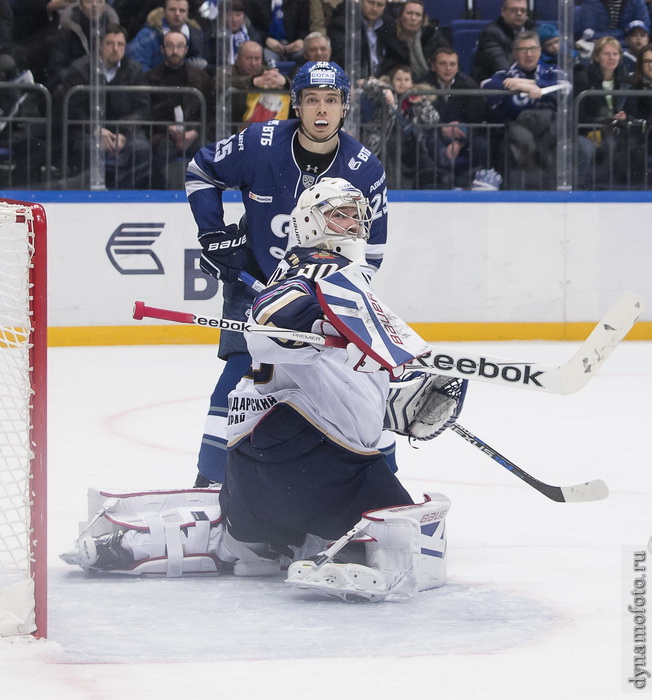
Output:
[0, 198, 47, 638]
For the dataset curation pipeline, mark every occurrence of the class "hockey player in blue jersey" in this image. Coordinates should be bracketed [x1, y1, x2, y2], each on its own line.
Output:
[185, 60, 389, 486]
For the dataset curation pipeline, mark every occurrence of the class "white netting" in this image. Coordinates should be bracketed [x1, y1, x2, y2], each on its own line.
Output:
[0, 203, 36, 634]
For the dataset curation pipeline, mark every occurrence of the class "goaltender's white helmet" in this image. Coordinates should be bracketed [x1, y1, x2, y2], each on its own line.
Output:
[290, 178, 371, 256]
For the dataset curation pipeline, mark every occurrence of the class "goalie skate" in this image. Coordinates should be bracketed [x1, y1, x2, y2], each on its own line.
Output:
[286, 560, 389, 603]
[60, 531, 134, 573]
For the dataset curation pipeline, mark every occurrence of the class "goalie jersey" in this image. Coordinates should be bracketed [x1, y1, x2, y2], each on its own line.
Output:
[186, 119, 388, 280]
[226, 248, 389, 453]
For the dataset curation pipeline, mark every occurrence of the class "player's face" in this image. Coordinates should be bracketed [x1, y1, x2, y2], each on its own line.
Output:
[325, 205, 361, 237]
[101, 32, 126, 68]
[296, 88, 346, 141]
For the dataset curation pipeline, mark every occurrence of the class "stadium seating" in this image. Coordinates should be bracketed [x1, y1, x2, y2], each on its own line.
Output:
[449, 20, 490, 76]
[423, 0, 468, 28]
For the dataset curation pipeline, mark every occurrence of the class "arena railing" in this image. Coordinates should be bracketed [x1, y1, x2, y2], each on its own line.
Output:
[2, 82, 652, 192]
[0, 83, 52, 189]
[574, 89, 652, 191]
[357, 87, 566, 190]
[60, 85, 208, 190]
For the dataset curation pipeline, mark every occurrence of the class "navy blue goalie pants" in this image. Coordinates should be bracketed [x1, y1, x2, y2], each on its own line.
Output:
[220, 404, 414, 553]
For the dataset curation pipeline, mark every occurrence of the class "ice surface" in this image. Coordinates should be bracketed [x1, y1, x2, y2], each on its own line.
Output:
[2, 341, 650, 699]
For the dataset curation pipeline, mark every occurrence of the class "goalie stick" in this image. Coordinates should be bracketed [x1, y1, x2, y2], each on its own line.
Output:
[316, 265, 644, 395]
[449, 423, 609, 502]
[134, 288, 644, 395]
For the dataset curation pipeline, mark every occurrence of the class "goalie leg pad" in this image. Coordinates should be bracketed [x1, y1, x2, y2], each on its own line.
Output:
[285, 493, 450, 603]
[60, 488, 225, 576]
[362, 492, 451, 599]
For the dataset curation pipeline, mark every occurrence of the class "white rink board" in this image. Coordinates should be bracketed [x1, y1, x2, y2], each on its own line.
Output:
[41, 198, 652, 327]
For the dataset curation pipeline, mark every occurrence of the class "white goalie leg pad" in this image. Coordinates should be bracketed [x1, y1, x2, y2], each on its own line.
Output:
[215, 528, 282, 577]
[363, 492, 451, 599]
[285, 493, 450, 603]
[60, 488, 225, 576]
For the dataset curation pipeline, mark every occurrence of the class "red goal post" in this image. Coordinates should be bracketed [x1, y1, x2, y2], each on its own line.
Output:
[0, 199, 47, 637]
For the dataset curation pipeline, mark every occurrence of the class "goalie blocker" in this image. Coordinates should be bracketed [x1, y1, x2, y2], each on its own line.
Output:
[60, 488, 451, 603]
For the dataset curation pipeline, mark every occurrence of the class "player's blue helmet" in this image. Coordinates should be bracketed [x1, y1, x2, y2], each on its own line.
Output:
[290, 61, 351, 110]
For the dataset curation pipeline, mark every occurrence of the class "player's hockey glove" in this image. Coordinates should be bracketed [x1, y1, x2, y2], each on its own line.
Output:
[198, 224, 250, 284]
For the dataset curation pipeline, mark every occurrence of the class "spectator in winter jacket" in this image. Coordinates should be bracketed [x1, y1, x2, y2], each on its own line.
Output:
[243, 0, 311, 65]
[376, 0, 450, 79]
[483, 31, 594, 188]
[329, 0, 393, 78]
[46, 0, 120, 90]
[62, 24, 152, 189]
[126, 0, 205, 73]
[422, 47, 486, 124]
[145, 30, 212, 189]
[622, 19, 650, 73]
[578, 0, 650, 42]
[473, 0, 536, 83]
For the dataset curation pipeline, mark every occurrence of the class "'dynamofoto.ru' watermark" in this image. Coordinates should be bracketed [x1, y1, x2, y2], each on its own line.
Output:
[622, 545, 652, 692]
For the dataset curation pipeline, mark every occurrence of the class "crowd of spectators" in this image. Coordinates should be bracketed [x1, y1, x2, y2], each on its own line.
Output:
[2, 0, 652, 190]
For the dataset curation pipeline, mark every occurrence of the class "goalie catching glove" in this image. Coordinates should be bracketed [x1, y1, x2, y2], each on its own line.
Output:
[198, 223, 251, 284]
[385, 372, 468, 440]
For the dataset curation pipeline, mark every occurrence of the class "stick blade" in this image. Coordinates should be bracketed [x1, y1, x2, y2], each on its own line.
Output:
[559, 479, 609, 503]
[556, 291, 644, 394]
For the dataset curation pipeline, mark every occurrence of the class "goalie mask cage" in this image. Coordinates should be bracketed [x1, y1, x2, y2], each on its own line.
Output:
[0, 199, 47, 637]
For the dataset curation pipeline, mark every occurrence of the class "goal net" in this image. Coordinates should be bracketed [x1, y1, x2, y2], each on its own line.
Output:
[0, 200, 47, 637]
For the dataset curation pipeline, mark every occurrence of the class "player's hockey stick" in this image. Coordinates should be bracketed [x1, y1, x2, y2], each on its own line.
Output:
[132, 300, 347, 348]
[449, 423, 609, 502]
